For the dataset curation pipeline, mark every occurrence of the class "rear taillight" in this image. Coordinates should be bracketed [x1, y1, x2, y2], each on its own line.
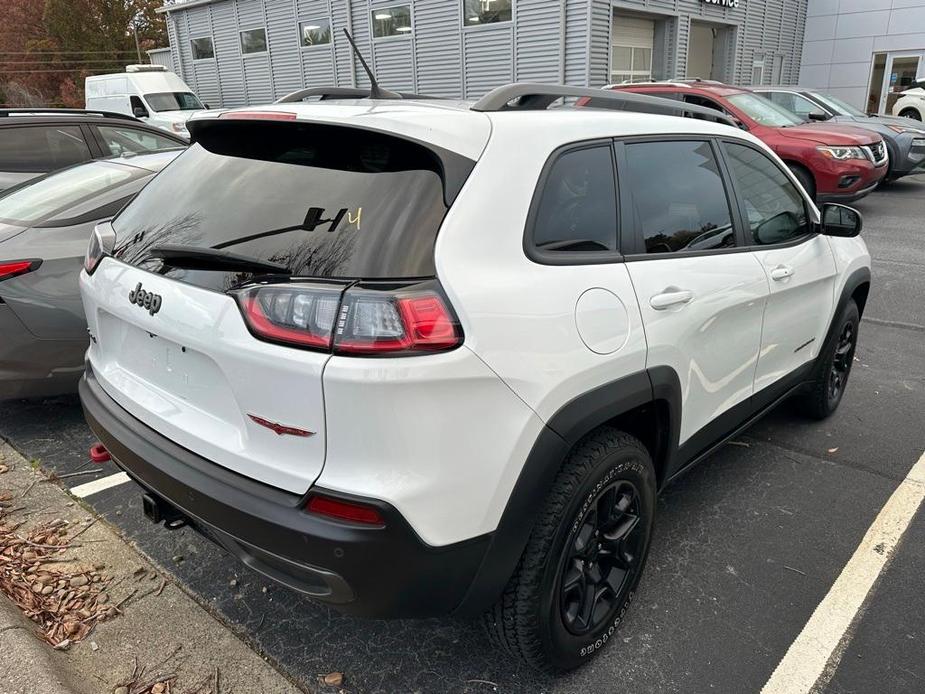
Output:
[237, 284, 341, 349]
[0, 259, 40, 282]
[84, 222, 116, 275]
[234, 281, 463, 356]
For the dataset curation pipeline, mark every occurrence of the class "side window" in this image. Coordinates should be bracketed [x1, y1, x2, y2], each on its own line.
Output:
[531, 145, 618, 254]
[723, 142, 809, 245]
[96, 126, 181, 157]
[0, 125, 92, 173]
[767, 92, 815, 120]
[623, 140, 735, 254]
[129, 96, 149, 118]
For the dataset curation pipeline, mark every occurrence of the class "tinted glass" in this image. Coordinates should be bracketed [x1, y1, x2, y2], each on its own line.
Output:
[112, 121, 466, 288]
[727, 92, 803, 127]
[532, 145, 617, 253]
[0, 161, 144, 225]
[97, 126, 183, 157]
[371, 6, 412, 37]
[145, 92, 203, 111]
[191, 37, 214, 60]
[624, 141, 734, 254]
[723, 142, 809, 245]
[766, 91, 820, 119]
[812, 92, 867, 117]
[240, 28, 268, 54]
[300, 19, 331, 46]
[464, 0, 512, 26]
[0, 125, 91, 173]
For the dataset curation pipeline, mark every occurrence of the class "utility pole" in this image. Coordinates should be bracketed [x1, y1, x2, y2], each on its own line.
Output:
[133, 23, 142, 63]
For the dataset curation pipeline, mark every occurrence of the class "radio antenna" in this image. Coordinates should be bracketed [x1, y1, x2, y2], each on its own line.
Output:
[342, 28, 401, 100]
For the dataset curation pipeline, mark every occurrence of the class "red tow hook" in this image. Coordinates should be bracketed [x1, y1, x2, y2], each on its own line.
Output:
[89, 443, 111, 463]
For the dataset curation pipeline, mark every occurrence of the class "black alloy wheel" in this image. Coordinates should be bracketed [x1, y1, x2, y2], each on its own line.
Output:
[559, 480, 644, 636]
[828, 321, 856, 406]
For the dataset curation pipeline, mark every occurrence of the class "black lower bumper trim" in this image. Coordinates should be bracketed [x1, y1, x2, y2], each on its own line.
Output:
[79, 368, 491, 617]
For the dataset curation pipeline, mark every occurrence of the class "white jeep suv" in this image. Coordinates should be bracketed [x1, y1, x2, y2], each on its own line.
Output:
[892, 79, 925, 121]
[79, 84, 871, 672]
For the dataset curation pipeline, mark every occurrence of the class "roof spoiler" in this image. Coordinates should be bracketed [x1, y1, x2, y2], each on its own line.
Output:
[470, 83, 739, 128]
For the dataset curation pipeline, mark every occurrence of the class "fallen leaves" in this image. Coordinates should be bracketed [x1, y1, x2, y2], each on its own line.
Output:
[321, 672, 345, 687]
[0, 516, 115, 646]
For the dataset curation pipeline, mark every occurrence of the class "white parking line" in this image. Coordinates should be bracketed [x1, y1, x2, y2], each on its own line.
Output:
[70, 471, 132, 498]
[762, 450, 925, 694]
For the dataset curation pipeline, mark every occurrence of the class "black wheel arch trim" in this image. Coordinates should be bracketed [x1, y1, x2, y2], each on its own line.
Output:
[454, 367, 680, 615]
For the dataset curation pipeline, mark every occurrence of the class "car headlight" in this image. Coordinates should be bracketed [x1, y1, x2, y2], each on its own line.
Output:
[169, 122, 188, 134]
[886, 124, 925, 135]
[816, 145, 867, 161]
[84, 222, 116, 275]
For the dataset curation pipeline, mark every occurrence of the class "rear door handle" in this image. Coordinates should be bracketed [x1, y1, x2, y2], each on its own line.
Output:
[649, 288, 694, 310]
[770, 265, 794, 281]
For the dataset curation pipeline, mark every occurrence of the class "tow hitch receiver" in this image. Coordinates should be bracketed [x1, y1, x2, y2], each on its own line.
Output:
[141, 493, 187, 529]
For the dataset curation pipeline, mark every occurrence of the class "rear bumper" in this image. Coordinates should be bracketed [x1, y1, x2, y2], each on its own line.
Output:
[78, 366, 491, 618]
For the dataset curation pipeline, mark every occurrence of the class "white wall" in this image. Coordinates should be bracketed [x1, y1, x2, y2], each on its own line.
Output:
[800, 0, 925, 110]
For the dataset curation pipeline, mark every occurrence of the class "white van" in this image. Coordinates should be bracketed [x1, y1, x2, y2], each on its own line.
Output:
[85, 66, 206, 138]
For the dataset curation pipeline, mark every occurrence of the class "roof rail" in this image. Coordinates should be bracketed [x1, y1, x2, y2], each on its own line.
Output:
[469, 83, 738, 127]
[274, 86, 441, 103]
[0, 108, 139, 121]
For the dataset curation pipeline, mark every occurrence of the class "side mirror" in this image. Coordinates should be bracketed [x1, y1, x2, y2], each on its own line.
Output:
[820, 203, 862, 237]
[807, 110, 830, 121]
[132, 106, 148, 118]
[732, 117, 748, 131]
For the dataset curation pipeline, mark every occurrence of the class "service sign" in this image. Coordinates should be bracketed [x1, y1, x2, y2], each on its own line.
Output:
[703, 0, 740, 7]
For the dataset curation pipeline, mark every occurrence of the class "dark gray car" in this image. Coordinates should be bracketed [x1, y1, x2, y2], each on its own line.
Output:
[751, 86, 925, 180]
[0, 150, 181, 399]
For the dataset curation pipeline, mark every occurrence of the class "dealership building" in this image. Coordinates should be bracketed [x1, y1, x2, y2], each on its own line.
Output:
[155, 0, 809, 108]
[799, 0, 925, 112]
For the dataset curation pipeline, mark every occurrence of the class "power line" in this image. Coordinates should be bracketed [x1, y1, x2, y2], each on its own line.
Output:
[0, 50, 143, 56]
[0, 60, 140, 65]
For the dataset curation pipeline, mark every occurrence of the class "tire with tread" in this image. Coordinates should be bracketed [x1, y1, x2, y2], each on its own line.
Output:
[795, 299, 860, 420]
[788, 163, 816, 201]
[483, 427, 656, 673]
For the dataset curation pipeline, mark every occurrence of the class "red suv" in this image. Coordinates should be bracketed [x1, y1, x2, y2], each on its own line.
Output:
[607, 81, 888, 202]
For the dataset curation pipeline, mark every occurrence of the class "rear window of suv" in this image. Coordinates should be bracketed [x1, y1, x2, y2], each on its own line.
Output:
[113, 120, 470, 285]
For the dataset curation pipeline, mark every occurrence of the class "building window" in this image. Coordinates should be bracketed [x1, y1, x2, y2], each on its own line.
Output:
[611, 15, 655, 84]
[191, 37, 214, 60]
[751, 55, 766, 85]
[771, 54, 785, 84]
[371, 5, 412, 38]
[300, 19, 331, 47]
[240, 27, 268, 55]
[463, 0, 512, 26]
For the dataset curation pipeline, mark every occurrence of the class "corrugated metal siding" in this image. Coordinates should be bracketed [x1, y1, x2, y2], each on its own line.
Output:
[463, 24, 513, 98]
[588, 0, 610, 85]
[162, 0, 809, 106]
[415, 0, 462, 96]
[514, 0, 561, 83]
[266, 0, 302, 98]
[148, 49, 174, 71]
[564, 0, 589, 84]
[212, 1, 245, 107]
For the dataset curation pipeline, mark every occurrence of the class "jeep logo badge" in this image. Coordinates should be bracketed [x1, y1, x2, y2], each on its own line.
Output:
[128, 282, 162, 316]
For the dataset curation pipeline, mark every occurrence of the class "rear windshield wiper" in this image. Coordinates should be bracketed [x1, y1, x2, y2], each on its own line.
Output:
[147, 245, 291, 275]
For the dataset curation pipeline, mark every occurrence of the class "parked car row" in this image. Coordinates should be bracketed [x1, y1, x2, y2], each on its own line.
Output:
[603, 80, 924, 201]
[0, 75, 904, 673]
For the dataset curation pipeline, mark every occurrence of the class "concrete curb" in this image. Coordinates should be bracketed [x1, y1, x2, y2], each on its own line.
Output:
[0, 596, 82, 694]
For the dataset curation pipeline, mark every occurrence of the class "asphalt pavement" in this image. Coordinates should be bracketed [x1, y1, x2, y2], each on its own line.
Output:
[0, 175, 923, 694]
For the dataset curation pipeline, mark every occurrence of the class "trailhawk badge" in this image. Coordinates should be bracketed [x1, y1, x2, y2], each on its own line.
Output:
[128, 282, 162, 316]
